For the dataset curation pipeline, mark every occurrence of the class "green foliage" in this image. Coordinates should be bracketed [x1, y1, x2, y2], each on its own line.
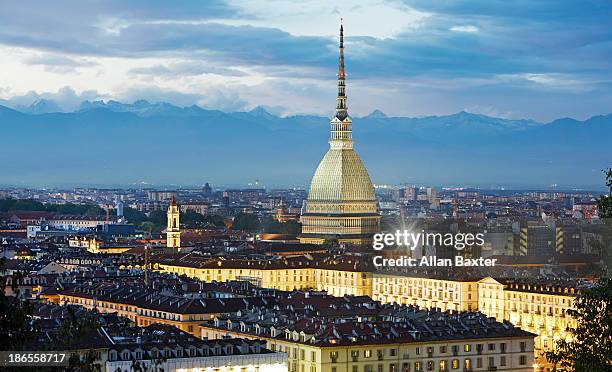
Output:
[181, 210, 205, 228]
[0, 259, 35, 351]
[598, 168, 612, 219]
[595, 169, 612, 273]
[261, 216, 301, 236]
[545, 278, 612, 371]
[203, 214, 226, 228]
[0, 198, 104, 216]
[122, 207, 148, 225]
[232, 213, 261, 232]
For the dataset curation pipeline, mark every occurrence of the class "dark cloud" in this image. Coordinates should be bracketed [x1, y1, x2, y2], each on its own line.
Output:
[0, 1, 610, 120]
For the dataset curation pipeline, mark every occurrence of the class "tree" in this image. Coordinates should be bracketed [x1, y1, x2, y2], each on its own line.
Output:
[203, 214, 226, 228]
[595, 168, 612, 273]
[0, 259, 35, 350]
[181, 210, 205, 228]
[598, 168, 612, 219]
[545, 278, 612, 371]
[232, 213, 261, 232]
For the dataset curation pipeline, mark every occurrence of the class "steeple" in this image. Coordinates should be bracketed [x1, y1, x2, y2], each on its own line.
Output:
[335, 20, 348, 121]
[330, 20, 352, 149]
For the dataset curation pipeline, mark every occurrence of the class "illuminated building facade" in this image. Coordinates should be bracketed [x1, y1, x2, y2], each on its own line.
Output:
[299, 23, 380, 245]
[478, 277, 578, 367]
[155, 254, 578, 369]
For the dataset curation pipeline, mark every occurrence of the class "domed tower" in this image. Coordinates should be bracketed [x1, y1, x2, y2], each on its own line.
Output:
[299, 22, 380, 245]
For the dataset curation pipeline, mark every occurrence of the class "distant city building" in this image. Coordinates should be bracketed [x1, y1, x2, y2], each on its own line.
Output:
[404, 186, 417, 201]
[180, 201, 209, 215]
[519, 222, 555, 256]
[300, 24, 380, 245]
[148, 190, 175, 202]
[202, 182, 212, 196]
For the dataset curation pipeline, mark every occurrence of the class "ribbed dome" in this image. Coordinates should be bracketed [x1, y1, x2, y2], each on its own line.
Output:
[307, 148, 376, 204]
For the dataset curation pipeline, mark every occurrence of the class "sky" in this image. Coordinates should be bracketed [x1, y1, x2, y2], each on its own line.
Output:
[0, 0, 611, 122]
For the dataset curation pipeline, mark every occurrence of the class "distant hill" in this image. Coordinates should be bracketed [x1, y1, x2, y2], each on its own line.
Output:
[0, 100, 610, 188]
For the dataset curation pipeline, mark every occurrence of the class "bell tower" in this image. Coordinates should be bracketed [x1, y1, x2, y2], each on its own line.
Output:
[166, 194, 181, 248]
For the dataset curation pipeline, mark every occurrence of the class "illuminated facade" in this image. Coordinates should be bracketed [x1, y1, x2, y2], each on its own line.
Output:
[166, 194, 181, 248]
[477, 277, 578, 367]
[156, 256, 577, 369]
[372, 274, 480, 312]
[154, 256, 373, 297]
[299, 23, 380, 245]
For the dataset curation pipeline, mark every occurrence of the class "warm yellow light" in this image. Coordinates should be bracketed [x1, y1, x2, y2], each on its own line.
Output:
[260, 363, 288, 372]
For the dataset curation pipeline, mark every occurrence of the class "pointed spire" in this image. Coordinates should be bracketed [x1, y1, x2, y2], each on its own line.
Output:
[170, 193, 176, 207]
[335, 19, 348, 121]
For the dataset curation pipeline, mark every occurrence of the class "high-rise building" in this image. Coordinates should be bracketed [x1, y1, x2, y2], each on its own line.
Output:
[299, 23, 380, 245]
[166, 194, 181, 248]
[202, 182, 212, 196]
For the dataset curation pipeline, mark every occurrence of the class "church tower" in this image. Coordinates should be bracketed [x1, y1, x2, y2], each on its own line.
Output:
[166, 194, 181, 248]
[299, 22, 381, 245]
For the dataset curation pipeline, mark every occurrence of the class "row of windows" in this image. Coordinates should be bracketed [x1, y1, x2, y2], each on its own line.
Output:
[328, 355, 528, 372]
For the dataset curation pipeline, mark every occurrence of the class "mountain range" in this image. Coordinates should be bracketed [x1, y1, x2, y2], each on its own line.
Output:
[0, 99, 610, 189]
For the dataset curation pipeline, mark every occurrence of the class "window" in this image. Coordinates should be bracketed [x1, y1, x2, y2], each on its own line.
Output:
[520, 342, 526, 352]
[415, 362, 422, 372]
[378, 364, 383, 372]
[488, 357, 495, 367]
[300, 350, 305, 360]
[351, 350, 359, 362]
[464, 344, 471, 352]
[415, 347, 420, 355]
[311, 351, 316, 362]
[402, 362, 410, 372]
[488, 344, 495, 351]
[520, 355, 527, 365]
[365, 350, 372, 358]
[451, 345, 458, 355]
[330, 351, 338, 363]
[500, 356, 506, 366]
[390, 363, 397, 372]
[391, 349, 397, 357]
[439, 346, 446, 354]
[439, 360, 446, 371]
[476, 358, 482, 368]
[464, 359, 471, 370]
[427, 361, 434, 371]
[451, 359, 459, 369]
[352, 367, 358, 372]
[500, 343, 506, 353]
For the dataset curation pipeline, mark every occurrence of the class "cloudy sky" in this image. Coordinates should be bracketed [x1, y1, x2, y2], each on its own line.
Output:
[0, 0, 610, 121]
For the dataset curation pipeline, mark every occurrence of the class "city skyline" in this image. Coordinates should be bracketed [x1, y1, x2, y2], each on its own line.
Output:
[0, 1, 611, 122]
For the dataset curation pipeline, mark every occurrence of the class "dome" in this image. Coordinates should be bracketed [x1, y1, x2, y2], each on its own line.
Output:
[307, 148, 376, 205]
